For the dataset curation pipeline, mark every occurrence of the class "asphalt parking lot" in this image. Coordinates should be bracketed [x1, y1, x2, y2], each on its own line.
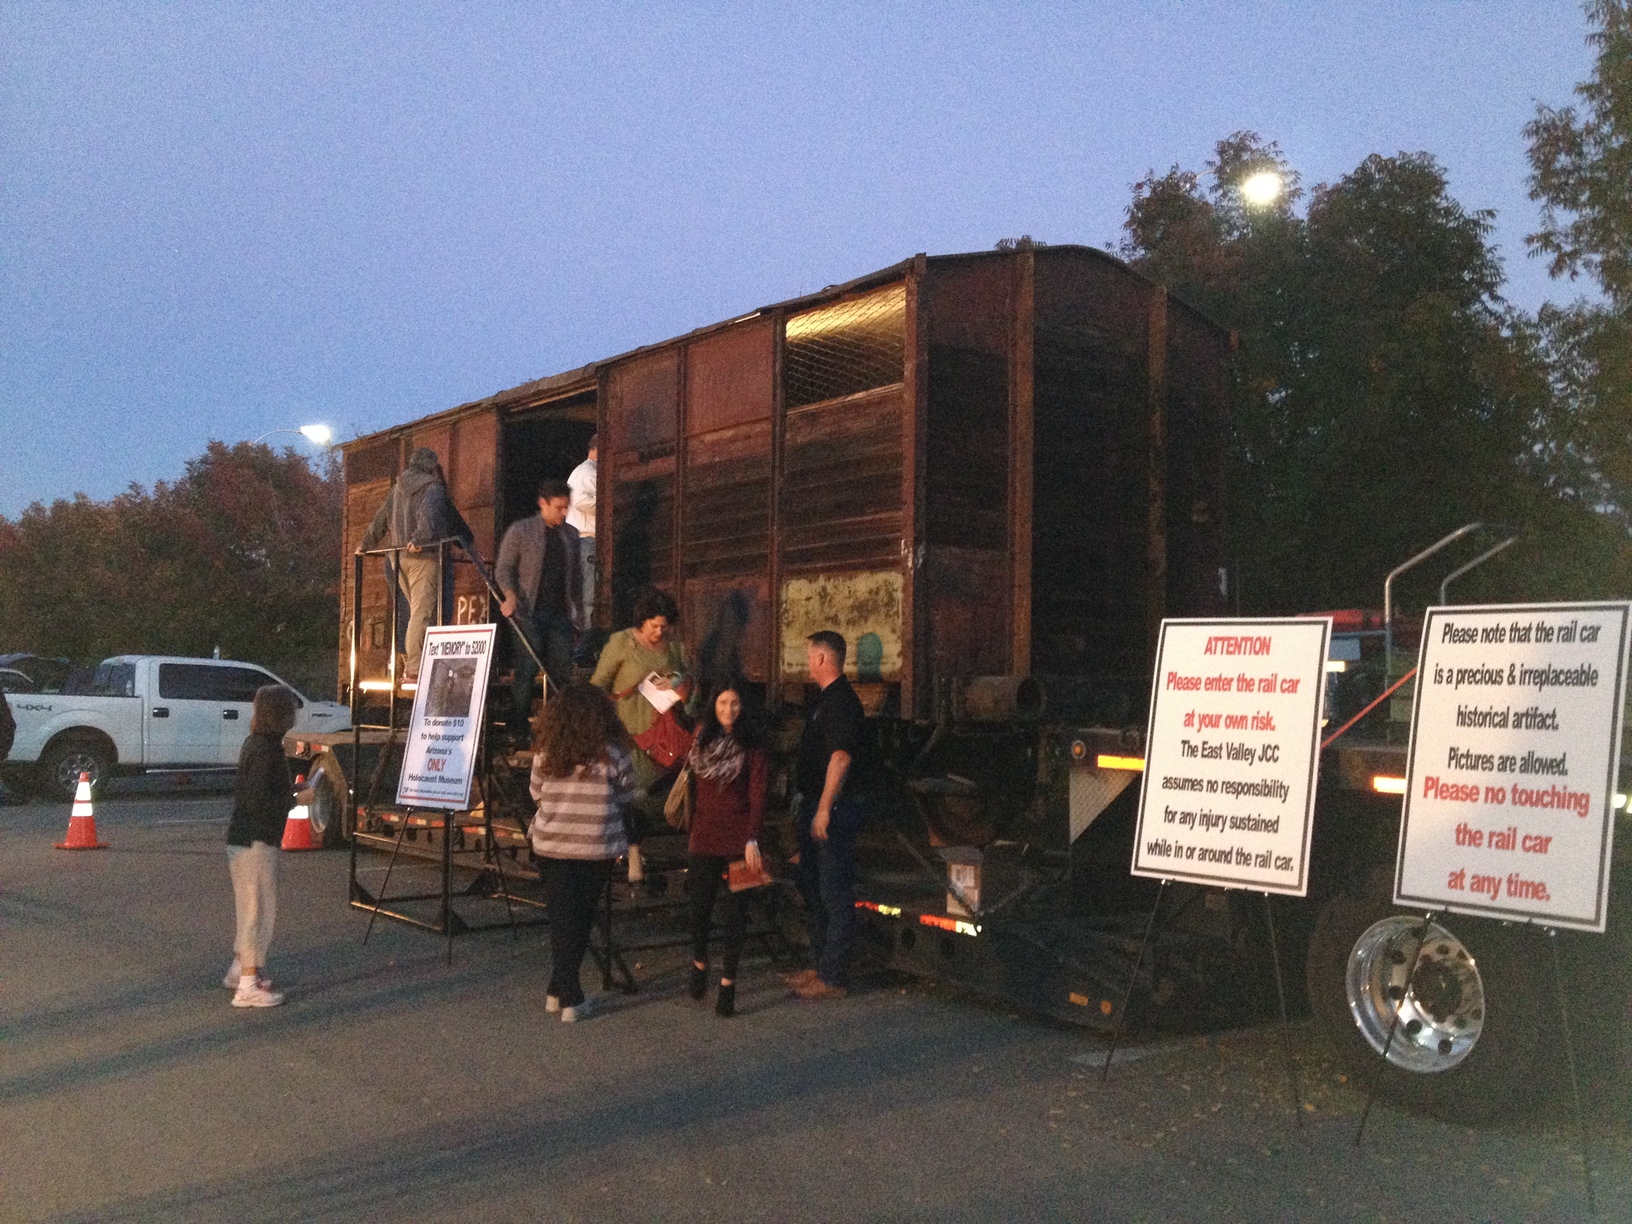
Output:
[4, 787, 1629, 1222]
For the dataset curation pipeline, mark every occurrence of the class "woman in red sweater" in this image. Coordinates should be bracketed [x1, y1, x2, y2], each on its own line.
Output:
[686, 681, 767, 1017]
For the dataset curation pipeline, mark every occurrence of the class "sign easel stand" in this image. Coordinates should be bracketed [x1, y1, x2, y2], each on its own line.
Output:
[1547, 927, 1597, 1214]
[1101, 878, 1168, 1080]
[1354, 910, 1438, 1147]
[1261, 891, 1304, 1129]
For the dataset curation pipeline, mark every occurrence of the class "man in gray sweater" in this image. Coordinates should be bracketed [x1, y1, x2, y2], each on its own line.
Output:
[496, 480, 584, 729]
[358, 447, 473, 681]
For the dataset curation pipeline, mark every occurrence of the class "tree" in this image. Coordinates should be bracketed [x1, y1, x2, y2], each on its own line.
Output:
[1526, 0, 1632, 525]
[1122, 134, 1630, 616]
[0, 443, 342, 692]
[1527, 0, 1632, 304]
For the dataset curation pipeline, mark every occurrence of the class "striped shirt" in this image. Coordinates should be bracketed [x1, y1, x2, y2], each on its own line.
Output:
[528, 743, 634, 861]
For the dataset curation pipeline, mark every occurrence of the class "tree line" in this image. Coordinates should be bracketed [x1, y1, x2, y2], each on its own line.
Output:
[1119, 0, 1631, 617]
[0, 442, 341, 695]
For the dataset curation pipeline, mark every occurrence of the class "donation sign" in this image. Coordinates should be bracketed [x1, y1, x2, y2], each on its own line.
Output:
[1395, 602, 1631, 931]
[1132, 618, 1331, 896]
[396, 623, 497, 810]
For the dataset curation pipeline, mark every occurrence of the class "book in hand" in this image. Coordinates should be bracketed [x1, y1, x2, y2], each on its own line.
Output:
[728, 857, 774, 892]
[637, 671, 681, 714]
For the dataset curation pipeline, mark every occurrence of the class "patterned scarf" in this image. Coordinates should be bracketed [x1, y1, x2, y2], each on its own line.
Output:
[688, 731, 744, 784]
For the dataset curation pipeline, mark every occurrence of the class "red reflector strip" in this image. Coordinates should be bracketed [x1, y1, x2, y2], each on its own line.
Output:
[918, 913, 980, 937]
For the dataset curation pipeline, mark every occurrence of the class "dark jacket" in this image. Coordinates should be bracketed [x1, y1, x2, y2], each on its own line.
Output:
[495, 516, 584, 627]
[359, 470, 473, 554]
[0, 690, 13, 761]
[228, 732, 293, 847]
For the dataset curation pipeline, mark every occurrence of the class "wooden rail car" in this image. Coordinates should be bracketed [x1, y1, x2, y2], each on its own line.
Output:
[330, 244, 1237, 1028]
[338, 244, 1229, 727]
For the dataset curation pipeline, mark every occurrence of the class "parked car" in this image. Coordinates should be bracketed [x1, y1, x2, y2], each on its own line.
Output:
[4, 655, 350, 797]
[0, 654, 72, 693]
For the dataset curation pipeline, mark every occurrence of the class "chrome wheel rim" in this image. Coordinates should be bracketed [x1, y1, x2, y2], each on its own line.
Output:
[54, 750, 103, 793]
[1346, 915, 1485, 1073]
[308, 785, 333, 835]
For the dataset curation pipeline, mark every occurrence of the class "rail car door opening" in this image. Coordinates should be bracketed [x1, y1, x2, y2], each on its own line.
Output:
[498, 397, 597, 686]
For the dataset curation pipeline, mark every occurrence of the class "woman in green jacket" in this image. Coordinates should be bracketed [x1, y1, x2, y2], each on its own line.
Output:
[590, 585, 693, 880]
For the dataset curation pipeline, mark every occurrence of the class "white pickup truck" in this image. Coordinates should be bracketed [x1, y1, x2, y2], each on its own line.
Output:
[5, 655, 350, 798]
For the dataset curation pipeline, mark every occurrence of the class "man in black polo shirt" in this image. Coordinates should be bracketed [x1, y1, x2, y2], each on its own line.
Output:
[786, 629, 870, 999]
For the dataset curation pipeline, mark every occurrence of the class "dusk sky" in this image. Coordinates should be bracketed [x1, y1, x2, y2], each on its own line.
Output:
[1, 3, 1596, 516]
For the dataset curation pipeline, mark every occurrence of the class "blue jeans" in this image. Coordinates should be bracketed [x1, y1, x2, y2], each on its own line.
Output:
[795, 795, 862, 988]
[512, 611, 575, 728]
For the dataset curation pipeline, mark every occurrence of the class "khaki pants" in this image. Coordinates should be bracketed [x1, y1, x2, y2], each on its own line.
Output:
[228, 842, 279, 967]
[399, 554, 439, 673]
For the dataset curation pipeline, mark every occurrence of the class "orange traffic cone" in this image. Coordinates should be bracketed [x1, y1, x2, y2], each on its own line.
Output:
[281, 774, 319, 851]
[55, 772, 109, 850]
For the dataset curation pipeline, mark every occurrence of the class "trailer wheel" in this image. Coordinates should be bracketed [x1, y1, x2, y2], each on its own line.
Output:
[1307, 890, 1549, 1119]
[305, 750, 350, 848]
[40, 736, 113, 800]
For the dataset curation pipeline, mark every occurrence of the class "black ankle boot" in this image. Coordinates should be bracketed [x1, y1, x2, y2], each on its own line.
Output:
[689, 965, 708, 1000]
[715, 981, 736, 1017]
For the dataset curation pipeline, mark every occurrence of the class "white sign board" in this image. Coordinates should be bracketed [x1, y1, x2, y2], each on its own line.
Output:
[1132, 618, 1331, 895]
[396, 623, 497, 810]
[1395, 602, 1631, 932]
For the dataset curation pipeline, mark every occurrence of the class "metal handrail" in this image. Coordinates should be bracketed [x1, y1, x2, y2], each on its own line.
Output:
[1383, 522, 1483, 669]
[1439, 534, 1520, 605]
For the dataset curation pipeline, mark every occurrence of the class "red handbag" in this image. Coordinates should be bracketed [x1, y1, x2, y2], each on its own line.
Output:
[635, 707, 693, 769]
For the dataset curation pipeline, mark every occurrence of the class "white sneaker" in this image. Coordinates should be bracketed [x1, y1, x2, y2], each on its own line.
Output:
[545, 994, 561, 1013]
[232, 979, 285, 1008]
[560, 997, 596, 1023]
[223, 959, 241, 989]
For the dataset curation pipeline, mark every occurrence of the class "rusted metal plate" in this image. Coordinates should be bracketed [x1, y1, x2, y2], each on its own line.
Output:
[410, 425, 452, 472]
[607, 349, 679, 455]
[345, 438, 399, 485]
[779, 570, 903, 682]
[682, 419, 771, 580]
[921, 546, 1009, 677]
[780, 386, 904, 574]
[685, 319, 774, 435]
[684, 576, 771, 686]
[925, 345, 1008, 548]
[449, 412, 497, 511]
[610, 451, 677, 611]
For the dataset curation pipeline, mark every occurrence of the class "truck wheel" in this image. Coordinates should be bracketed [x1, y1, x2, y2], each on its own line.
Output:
[306, 750, 350, 848]
[40, 737, 113, 800]
[1307, 891, 1549, 1119]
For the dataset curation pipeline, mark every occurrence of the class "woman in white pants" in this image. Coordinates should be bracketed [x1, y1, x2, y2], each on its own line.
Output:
[223, 685, 310, 1007]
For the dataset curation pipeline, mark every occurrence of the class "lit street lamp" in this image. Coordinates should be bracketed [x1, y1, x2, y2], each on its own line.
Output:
[1240, 170, 1283, 207]
[254, 424, 333, 447]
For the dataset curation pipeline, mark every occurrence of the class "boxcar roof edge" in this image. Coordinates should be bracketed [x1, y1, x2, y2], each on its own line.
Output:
[339, 244, 1225, 456]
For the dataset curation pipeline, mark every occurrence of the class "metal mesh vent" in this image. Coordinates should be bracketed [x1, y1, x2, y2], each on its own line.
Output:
[784, 285, 906, 409]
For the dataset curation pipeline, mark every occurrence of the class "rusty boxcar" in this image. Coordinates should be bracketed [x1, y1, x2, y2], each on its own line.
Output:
[340, 244, 1227, 716]
[331, 244, 1237, 1024]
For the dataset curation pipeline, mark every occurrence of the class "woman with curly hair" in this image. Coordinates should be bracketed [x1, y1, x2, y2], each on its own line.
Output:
[528, 682, 635, 1023]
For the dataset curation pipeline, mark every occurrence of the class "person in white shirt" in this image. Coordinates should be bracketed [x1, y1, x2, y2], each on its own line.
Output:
[567, 435, 598, 653]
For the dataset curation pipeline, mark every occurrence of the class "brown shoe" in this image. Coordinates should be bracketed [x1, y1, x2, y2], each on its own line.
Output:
[793, 977, 848, 1000]
[780, 968, 819, 988]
